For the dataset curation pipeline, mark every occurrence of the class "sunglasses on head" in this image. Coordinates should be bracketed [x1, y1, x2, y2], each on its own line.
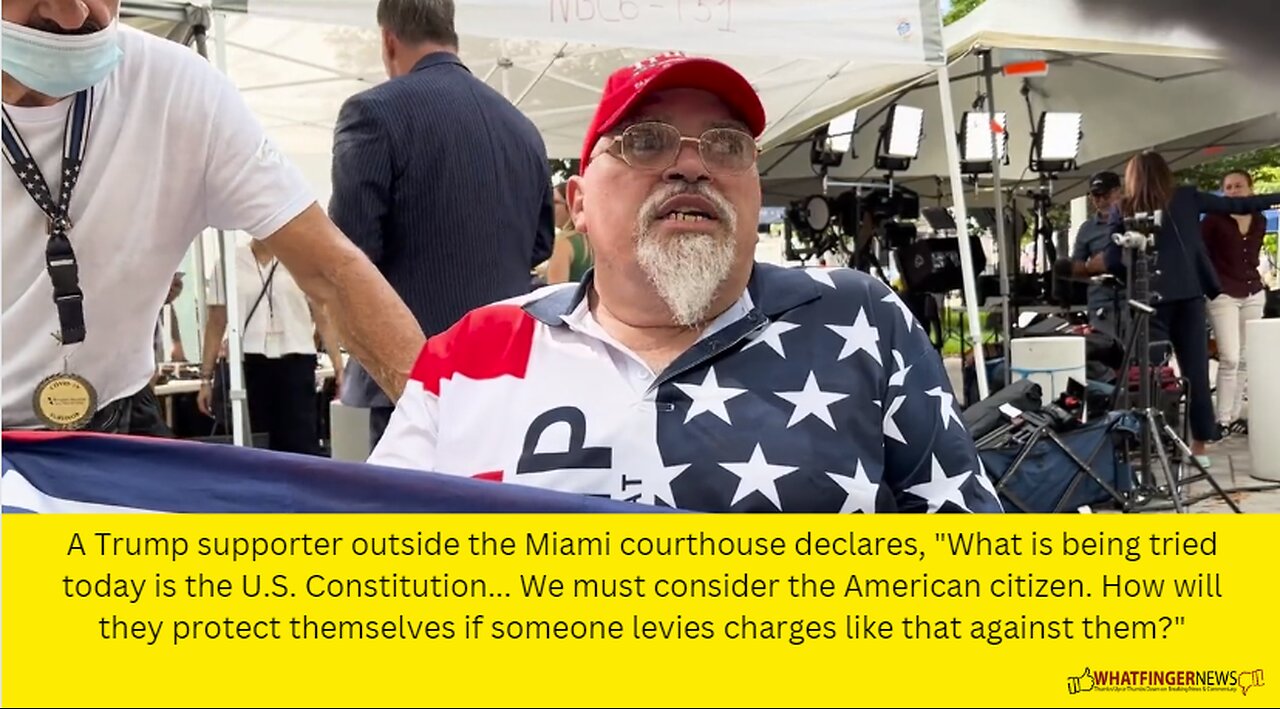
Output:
[600, 121, 759, 176]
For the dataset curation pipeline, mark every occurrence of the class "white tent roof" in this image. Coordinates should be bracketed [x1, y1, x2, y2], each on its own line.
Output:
[123, 0, 948, 202]
[758, 0, 1280, 205]
[944, 0, 1222, 58]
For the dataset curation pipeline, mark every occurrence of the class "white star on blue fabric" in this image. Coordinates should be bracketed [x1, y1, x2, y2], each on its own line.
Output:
[828, 462, 878, 513]
[827, 308, 881, 365]
[925, 386, 964, 430]
[723, 445, 796, 509]
[674, 367, 747, 425]
[639, 463, 690, 508]
[742, 319, 800, 358]
[776, 371, 848, 429]
[882, 291, 917, 331]
[882, 395, 907, 444]
[806, 268, 837, 289]
[972, 460, 1002, 502]
[888, 349, 913, 388]
[905, 455, 974, 513]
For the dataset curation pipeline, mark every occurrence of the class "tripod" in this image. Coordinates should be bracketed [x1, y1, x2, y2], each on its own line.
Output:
[1026, 176, 1059, 273]
[1108, 215, 1241, 513]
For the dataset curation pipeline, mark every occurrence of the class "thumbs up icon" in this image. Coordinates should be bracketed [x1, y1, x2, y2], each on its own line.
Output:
[1067, 668, 1096, 695]
[1239, 669, 1264, 696]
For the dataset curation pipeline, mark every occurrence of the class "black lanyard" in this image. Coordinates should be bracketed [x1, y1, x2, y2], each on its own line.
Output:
[2, 88, 93, 345]
[255, 258, 278, 323]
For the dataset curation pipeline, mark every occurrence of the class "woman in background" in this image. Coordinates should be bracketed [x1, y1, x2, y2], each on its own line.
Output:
[196, 234, 344, 455]
[1097, 152, 1280, 466]
[545, 182, 593, 284]
[1202, 170, 1269, 437]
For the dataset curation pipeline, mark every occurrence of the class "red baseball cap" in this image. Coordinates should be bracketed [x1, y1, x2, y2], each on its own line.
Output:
[579, 52, 766, 173]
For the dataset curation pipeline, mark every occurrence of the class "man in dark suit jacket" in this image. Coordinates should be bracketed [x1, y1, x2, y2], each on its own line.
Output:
[329, 0, 554, 449]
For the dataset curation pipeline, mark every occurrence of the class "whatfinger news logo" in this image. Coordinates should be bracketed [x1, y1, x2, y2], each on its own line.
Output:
[1067, 667, 1265, 695]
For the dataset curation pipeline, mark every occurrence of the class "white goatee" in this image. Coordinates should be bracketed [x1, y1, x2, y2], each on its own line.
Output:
[634, 186, 739, 327]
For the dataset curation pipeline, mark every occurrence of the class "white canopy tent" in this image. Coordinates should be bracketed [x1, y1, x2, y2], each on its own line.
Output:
[127, 0, 998, 435]
[760, 0, 1280, 203]
[125, 0, 953, 163]
[753, 0, 1277, 390]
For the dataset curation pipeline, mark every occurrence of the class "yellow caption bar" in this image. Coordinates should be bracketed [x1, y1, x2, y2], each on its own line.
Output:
[3, 514, 1277, 707]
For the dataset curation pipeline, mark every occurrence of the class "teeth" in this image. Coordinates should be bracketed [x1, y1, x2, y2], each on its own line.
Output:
[667, 212, 708, 222]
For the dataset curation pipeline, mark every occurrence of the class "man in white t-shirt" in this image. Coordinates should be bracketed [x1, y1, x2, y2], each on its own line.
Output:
[2, 0, 425, 434]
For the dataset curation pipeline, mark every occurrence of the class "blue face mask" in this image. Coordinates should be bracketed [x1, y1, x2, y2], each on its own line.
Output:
[2, 19, 123, 99]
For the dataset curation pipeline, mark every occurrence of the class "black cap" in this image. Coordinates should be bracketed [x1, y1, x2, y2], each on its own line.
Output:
[1089, 171, 1121, 195]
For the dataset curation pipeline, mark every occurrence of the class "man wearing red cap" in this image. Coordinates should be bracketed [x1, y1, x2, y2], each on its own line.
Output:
[369, 54, 1002, 514]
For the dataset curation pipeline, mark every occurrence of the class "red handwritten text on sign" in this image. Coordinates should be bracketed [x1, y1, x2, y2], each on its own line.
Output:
[549, 0, 734, 33]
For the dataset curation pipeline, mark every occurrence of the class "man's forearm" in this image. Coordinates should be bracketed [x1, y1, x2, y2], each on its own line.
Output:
[314, 248, 423, 402]
[264, 205, 425, 403]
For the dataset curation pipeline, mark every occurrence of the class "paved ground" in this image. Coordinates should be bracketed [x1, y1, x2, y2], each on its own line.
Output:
[943, 358, 1280, 514]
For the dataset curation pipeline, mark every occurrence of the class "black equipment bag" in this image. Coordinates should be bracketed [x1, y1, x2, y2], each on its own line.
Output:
[961, 379, 1042, 441]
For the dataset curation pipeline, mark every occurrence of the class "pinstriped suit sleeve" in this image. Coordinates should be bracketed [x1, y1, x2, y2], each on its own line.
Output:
[533, 180, 554, 267]
[329, 94, 392, 265]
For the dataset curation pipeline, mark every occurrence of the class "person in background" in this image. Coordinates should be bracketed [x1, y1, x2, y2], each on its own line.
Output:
[196, 235, 344, 455]
[329, 0, 553, 450]
[155, 272, 187, 365]
[368, 52, 1002, 514]
[2, 0, 423, 436]
[1069, 171, 1125, 335]
[1202, 170, 1268, 437]
[1102, 152, 1280, 467]
[545, 182, 593, 284]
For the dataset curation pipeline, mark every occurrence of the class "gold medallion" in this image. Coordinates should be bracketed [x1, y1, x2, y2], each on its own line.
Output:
[33, 373, 97, 430]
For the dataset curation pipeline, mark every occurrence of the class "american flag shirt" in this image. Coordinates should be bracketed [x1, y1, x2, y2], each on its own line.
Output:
[370, 263, 1003, 513]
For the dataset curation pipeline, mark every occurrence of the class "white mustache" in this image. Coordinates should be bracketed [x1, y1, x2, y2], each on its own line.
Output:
[638, 183, 736, 228]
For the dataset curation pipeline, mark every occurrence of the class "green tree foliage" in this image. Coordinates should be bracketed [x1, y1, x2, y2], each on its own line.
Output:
[549, 158, 580, 184]
[1175, 148, 1280, 244]
[1175, 147, 1280, 193]
[944, 0, 986, 24]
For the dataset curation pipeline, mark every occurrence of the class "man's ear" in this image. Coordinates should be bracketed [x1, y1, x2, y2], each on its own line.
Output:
[381, 27, 397, 74]
[566, 174, 588, 234]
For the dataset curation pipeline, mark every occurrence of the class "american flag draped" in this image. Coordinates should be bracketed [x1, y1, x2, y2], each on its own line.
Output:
[0, 431, 663, 514]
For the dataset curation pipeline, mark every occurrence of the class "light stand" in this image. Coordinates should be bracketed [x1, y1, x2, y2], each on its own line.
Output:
[1028, 109, 1082, 308]
[1109, 213, 1241, 513]
[1026, 176, 1059, 286]
[982, 50, 1013, 386]
[959, 88, 1012, 383]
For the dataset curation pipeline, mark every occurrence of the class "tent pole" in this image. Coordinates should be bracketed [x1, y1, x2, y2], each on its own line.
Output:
[935, 63, 989, 401]
[188, 22, 209, 376]
[981, 49, 1013, 386]
[211, 10, 249, 447]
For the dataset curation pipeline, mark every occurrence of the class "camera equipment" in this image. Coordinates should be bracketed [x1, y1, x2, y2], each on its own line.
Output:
[899, 237, 988, 294]
[783, 194, 838, 262]
[1109, 211, 1241, 513]
[902, 204, 988, 295]
[785, 184, 921, 289]
[862, 183, 920, 222]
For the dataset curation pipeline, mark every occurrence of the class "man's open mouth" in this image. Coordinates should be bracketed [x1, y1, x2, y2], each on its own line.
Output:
[657, 195, 720, 223]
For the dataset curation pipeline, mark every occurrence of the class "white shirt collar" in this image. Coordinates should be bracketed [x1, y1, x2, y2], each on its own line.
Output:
[558, 288, 755, 375]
